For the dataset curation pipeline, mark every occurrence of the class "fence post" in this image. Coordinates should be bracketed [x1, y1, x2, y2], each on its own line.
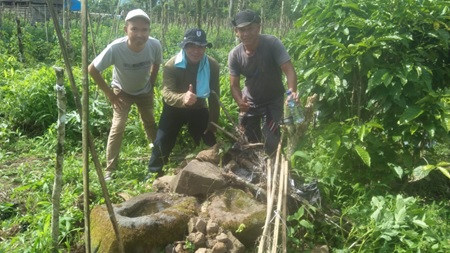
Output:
[51, 67, 66, 253]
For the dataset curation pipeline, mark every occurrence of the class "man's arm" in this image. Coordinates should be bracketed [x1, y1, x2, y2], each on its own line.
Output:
[88, 63, 120, 107]
[230, 75, 250, 112]
[150, 64, 160, 87]
[280, 60, 298, 101]
[161, 62, 187, 108]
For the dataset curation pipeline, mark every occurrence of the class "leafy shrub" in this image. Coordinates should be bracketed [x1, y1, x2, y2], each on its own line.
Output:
[339, 194, 449, 252]
[1, 65, 57, 136]
[289, 0, 450, 182]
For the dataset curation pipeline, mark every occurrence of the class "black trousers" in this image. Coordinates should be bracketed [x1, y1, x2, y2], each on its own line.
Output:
[148, 102, 216, 173]
[239, 96, 284, 155]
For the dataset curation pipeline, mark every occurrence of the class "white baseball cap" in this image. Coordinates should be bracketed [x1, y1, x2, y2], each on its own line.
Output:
[125, 9, 150, 23]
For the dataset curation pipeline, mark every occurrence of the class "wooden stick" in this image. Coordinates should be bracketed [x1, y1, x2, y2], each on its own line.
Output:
[51, 67, 66, 253]
[257, 159, 272, 253]
[210, 122, 240, 142]
[45, 2, 124, 252]
[258, 138, 283, 253]
[271, 156, 286, 253]
[282, 159, 288, 253]
[210, 91, 238, 129]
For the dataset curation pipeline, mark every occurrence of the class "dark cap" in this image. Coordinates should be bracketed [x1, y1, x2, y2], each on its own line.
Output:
[179, 28, 213, 48]
[232, 9, 261, 27]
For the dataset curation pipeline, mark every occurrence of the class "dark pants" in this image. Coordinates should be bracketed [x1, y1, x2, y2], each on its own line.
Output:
[148, 102, 216, 173]
[239, 96, 283, 155]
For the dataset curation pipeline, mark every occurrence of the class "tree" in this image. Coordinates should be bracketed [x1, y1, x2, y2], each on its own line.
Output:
[289, 0, 450, 183]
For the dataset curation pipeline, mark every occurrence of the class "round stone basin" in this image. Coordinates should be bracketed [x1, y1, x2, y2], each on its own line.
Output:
[119, 201, 171, 218]
[90, 192, 198, 252]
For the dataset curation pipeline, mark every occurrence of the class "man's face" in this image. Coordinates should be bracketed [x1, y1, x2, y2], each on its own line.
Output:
[124, 18, 150, 48]
[184, 44, 206, 64]
[235, 23, 260, 46]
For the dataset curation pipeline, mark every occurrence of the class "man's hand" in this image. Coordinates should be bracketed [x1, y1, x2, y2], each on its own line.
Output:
[183, 84, 197, 106]
[106, 89, 124, 110]
[286, 90, 299, 105]
[238, 96, 250, 112]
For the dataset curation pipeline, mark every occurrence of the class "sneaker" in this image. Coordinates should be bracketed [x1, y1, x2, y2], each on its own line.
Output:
[144, 170, 164, 181]
[104, 171, 113, 181]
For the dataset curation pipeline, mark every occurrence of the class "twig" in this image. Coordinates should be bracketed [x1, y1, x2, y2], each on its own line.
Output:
[210, 122, 240, 142]
[210, 91, 238, 129]
[221, 172, 267, 199]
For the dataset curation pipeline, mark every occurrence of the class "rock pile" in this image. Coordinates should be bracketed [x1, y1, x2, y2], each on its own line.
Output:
[167, 217, 245, 253]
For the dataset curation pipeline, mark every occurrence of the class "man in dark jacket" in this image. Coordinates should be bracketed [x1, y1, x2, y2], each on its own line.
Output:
[147, 28, 220, 178]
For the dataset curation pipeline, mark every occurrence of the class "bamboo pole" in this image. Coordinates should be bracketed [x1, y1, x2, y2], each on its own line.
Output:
[80, 1, 90, 252]
[271, 157, 286, 253]
[258, 139, 283, 253]
[51, 67, 66, 253]
[45, 1, 124, 252]
[87, 13, 97, 57]
[282, 159, 288, 253]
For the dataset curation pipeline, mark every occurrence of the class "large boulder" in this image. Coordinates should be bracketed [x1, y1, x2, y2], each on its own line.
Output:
[90, 192, 198, 253]
[206, 188, 266, 247]
[171, 160, 227, 196]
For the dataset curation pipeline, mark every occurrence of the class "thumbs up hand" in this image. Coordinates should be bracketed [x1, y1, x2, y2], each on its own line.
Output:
[183, 84, 197, 106]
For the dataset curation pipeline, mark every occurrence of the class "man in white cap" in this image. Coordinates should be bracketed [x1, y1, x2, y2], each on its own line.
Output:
[88, 9, 163, 180]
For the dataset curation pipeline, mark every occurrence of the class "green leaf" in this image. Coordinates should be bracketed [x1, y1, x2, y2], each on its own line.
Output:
[377, 35, 403, 42]
[303, 67, 317, 79]
[358, 124, 366, 142]
[292, 150, 309, 160]
[299, 219, 314, 229]
[388, 163, 403, 179]
[326, 39, 347, 50]
[398, 106, 424, 125]
[412, 219, 429, 228]
[368, 69, 388, 90]
[409, 165, 436, 182]
[354, 145, 371, 167]
[330, 135, 341, 153]
[381, 72, 394, 86]
[437, 166, 450, 180]
[436, 161, 450, 167]
[395, 207, 406, 225]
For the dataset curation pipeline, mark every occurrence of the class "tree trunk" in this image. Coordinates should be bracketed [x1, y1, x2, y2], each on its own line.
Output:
[161, 0, 168, 48]
[260, 7, 264, 34]
[15, 18, 24, 63]
[149, 0, 152, 20]
[228, 0, 233, 19]
[278, 0, 284, 37]
[197, 0, 202, 28]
